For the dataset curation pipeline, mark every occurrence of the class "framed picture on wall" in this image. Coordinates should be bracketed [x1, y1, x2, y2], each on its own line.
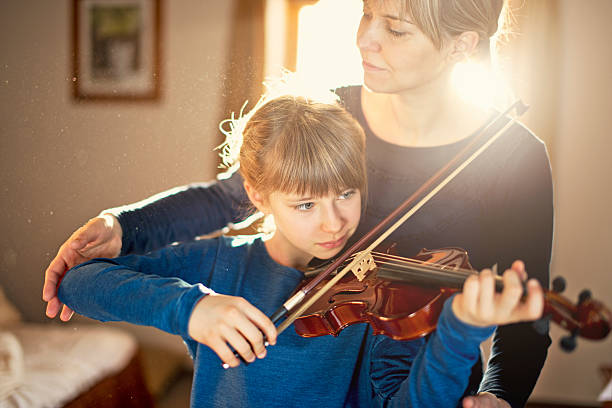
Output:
[72, 0, 161, 101]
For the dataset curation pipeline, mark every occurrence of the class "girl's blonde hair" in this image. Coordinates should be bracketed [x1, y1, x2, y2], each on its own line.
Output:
[217, 83, 366, 205]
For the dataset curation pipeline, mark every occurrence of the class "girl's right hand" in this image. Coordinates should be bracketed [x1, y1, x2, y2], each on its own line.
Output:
[188, 293, 277, 368]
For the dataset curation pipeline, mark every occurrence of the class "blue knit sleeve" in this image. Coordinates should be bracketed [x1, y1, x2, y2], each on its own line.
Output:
[57, 241, 219, 337]
[373, 296, 495, 407]
[107, 170, 248, 255]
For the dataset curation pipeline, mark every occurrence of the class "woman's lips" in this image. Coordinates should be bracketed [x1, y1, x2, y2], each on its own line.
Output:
[362, 60, 385, 71]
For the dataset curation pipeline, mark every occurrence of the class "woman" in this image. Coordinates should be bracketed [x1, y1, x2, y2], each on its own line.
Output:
[44, 1, 553, 406]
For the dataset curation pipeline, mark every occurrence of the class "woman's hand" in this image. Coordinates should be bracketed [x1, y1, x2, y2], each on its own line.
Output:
[43, 213, 123, 321]
[452, 260, 544, 327]
[462, 392, 511, 408]
[188, 293, 278, 368]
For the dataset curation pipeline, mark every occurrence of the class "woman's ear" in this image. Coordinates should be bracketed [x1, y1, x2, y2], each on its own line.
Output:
[448, 31, 480, 62]
[244, 181, 270, 214]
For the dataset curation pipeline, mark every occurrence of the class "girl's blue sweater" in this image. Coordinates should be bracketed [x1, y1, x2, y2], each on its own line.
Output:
[59, 236, 494, 407]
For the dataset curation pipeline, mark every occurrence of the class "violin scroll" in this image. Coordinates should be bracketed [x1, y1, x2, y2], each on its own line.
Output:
[534, 276, 611, 352]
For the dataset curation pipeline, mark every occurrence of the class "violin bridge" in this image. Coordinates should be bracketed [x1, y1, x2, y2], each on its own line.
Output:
[351, 251, 377, 281]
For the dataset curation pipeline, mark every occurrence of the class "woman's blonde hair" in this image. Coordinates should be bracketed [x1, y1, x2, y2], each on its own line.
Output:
[376, 0, 510, 62]
[218, 87, 366, 205]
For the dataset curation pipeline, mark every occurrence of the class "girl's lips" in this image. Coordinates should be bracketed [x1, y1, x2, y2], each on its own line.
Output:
[318, 235, 348, 250]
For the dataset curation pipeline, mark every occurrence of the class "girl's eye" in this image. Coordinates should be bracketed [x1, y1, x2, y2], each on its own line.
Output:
[339, 190, 356, 200]
[296, 202, 314, 211]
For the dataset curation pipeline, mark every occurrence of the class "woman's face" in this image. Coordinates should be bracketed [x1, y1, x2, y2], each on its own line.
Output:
[357, 1, 454, 94]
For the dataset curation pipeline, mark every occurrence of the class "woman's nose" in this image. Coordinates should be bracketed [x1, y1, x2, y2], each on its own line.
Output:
[357, 19, 381, 53]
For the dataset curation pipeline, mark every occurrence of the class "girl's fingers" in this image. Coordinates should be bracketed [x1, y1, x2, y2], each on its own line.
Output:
[477, 269, 495, 320]
[520, 279, 544, 321]
[209, 337, 240, 368]
[462, 273, 480, 314]
[496, 268, 524, 322]
[510, 260, 527, 281]
[242, 303, 277, 347]
[222, 323, 258, 363]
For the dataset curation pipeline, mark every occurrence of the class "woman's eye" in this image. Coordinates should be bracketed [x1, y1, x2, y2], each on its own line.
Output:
[296, 202, 314, 211]
[388, 28, 406, 38]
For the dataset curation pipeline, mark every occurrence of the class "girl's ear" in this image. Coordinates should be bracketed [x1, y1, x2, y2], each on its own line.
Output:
[448, 31, 480, 63]
[244, 181, 270, 214]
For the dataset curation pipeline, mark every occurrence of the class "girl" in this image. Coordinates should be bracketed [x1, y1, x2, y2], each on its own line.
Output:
[57, 92, 543, 407]
[46, 1, 553, 406]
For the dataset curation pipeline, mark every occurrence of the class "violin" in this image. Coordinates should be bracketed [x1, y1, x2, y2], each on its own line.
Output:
[290, 247, 611, 351]
[265, 101, 610, 352]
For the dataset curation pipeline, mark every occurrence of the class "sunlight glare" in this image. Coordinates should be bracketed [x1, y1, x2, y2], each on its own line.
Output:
[296, 0, 363, 90]
[452, 60, 514, 110]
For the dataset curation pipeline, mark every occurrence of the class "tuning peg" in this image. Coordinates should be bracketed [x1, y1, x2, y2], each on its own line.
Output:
[578, 289, 592, 305]
[560, 330, 578, 352]
[552, 276, 566, 293]
[532, 314, 551, 335]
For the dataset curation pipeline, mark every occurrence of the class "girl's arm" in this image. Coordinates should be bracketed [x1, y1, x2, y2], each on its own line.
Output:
[57, 256, 209, 337]
[371, 264, 543, 407]
[57, 239, 276, 367]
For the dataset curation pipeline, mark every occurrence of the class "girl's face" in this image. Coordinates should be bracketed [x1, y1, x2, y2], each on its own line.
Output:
[357, 1, 455, 94]
[265, 188, 362, 269]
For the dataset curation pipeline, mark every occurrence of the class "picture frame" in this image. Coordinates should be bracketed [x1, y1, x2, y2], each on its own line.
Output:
[72, 0, 161, 101]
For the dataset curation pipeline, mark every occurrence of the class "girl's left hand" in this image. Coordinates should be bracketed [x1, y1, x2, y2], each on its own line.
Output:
[452, 260, 544, 327]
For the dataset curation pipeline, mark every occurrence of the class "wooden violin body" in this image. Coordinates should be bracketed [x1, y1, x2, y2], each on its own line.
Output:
[292, 247, 611, 348]
[294, 248, 472, 340]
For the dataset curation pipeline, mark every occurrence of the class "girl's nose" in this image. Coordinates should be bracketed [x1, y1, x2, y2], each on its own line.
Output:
[321, 204, 344, 234]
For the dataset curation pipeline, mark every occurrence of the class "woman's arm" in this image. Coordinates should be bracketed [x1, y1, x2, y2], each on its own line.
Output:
[478, 135, 554, 407]
[44, 171, 247, 320]
[109, 171, 248, 255]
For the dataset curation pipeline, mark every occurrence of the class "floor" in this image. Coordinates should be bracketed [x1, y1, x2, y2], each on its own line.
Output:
[156, 370, 192, 408]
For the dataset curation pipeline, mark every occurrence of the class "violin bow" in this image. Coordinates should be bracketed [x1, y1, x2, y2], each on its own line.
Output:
[271, 100, 530, 335]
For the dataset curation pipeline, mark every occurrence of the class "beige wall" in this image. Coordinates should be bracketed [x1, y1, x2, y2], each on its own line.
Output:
[0, 0, 233, 323]
[529, 0, 612, 404]
[1, 0, 611, 405]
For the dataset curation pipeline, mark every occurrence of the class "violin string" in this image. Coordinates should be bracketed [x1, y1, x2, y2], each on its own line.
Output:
[347, 251, 476, 277]
[341, 251, 503, 284]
